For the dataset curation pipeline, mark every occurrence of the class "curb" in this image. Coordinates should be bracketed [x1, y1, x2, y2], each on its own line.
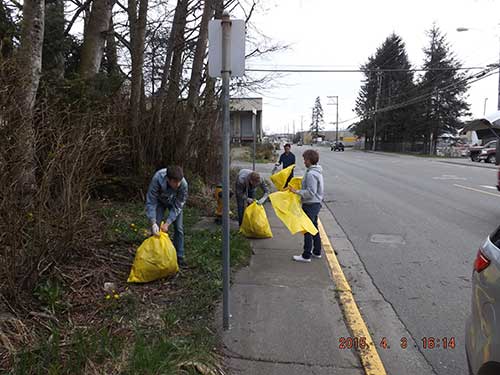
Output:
[318, 219, 387, 375]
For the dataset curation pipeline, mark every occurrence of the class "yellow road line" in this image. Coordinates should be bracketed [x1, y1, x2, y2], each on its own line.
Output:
[453, 184, 500, 198]
[318, 220, 386, 375]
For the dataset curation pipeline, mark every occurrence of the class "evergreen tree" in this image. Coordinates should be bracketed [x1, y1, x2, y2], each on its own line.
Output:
[310, 96, 324, 138]
[418, 24, 470, 153]
[354, 33, 417, 150]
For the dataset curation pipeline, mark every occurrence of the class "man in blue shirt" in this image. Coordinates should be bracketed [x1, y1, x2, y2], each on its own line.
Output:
[146, 166, 188, 267]
[273, 143, 296, 187]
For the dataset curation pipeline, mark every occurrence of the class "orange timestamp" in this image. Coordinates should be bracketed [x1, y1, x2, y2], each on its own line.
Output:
[379, 336, 456, 350]
[339, 336, 456, 350]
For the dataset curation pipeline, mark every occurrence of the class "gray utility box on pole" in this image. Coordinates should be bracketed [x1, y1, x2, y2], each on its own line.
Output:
[208, 14, 246, 331]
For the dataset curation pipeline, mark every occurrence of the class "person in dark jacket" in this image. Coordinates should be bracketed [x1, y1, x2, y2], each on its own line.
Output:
[273, 143, 296, 187]
[235, 169, 270, 226]
[288, 149, 324, 263]
[146, 166, 188, 267]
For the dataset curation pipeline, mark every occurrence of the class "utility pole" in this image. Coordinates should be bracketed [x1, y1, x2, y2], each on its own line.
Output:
[221, 12, 231, 330]
[484, 97, 488, 116]
[335, 97, 339, 144]
[372, 69, 382, 151]
[327, 96, 339, 144]
[300, 115, 304, 142]
[293, 120, 295, 141]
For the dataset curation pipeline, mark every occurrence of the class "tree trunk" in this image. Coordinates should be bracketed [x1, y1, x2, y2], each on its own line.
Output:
[78, 0, 114, 79]
[43, 0, 65, 79]
[128, 0, 148, 168]
[16, 0, 46, 196]
[176, 0, 214, 162]
[105, 15, 120, 76]
[152, 0, 189, 128]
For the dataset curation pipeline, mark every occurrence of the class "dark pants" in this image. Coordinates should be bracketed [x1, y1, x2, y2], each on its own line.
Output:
[156, 205, 184, 259]
[284, 170, 294, 188]
[237, 186, 255, 226]
[302, 203, 322, 259]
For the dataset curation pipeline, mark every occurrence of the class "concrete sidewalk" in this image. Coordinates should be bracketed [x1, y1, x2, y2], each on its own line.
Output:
[221, 205, 364, 375]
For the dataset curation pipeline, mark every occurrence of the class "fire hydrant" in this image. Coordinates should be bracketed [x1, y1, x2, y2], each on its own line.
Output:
[214, 185, 233, 224]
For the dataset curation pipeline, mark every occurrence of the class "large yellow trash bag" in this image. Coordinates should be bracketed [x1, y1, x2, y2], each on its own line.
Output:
[288, 177, 302, 191]
[127, 232, 179, 283]
[270, 164, 295, 191]
[269, 191, 318, 235]
[239, 202, 273, 238]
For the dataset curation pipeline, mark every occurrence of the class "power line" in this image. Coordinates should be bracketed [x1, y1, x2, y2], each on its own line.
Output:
[334, 67, 498, 127]
[246, 66, 492, 73]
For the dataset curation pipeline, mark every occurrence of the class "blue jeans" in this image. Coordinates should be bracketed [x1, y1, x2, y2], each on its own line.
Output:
[156, 205, 184, 259]
[236, 186, 255, 226]
[302, 203, 322, 259]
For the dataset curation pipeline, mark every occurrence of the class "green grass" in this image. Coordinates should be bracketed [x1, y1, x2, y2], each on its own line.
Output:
[13, 326, 124, 375]
[12, 201, 252, 374]
[99, 202, 199, 245]
[126, 229, 251, 373]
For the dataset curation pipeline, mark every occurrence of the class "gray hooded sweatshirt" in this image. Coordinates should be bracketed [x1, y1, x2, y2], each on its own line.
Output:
[297, 165, 324, 205]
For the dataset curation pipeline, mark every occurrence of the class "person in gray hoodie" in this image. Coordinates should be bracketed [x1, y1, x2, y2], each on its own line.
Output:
[288, 149, 324, 263]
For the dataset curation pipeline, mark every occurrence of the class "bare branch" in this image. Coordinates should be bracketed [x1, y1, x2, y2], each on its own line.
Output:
[6, 0, 23, 11]
[64, 0, 93, 36]
[114, 31, 131, 51]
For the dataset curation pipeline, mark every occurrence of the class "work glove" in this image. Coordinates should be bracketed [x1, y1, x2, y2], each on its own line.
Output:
[152, 223, 160, 237]
[257, 194, 268, 205]
[246, 198, 254, 205]
[272, 164, 280, 174]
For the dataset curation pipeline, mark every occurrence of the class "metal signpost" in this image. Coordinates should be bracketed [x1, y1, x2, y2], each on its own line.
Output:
[208, 12, 245, 330]
[252, 109, 257, 171]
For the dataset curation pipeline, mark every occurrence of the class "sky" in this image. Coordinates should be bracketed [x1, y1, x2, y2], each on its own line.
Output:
[241, 0, 500, 134]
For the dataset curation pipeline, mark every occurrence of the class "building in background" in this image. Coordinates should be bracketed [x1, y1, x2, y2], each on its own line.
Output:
[230, 98, 263, 144]
[323, 130, 357, 145]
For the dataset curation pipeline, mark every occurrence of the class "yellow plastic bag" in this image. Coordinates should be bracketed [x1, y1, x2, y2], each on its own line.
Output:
[239, 202, 273, 238]
[288, 176, 302, 191]
[270, 164, 295, 191]
[269, 191, 318, 235]
[127, 232, 179, 283]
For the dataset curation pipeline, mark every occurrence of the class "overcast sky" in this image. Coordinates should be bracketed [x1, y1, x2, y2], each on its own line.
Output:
[243, 0, 500, 134]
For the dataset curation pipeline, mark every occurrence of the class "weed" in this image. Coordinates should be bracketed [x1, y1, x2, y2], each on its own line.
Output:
[33, 279, 69, 315]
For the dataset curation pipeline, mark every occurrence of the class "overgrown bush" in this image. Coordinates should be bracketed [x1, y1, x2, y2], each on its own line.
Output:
[0, 74, 125, 308]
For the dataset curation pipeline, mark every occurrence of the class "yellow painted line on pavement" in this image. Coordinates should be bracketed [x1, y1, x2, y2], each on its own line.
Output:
[453, 184, 500, 198]
[318, 220, 386, 375]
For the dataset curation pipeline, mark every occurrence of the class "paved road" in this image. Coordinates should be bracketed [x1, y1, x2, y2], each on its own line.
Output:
[299, 148, 499, 375]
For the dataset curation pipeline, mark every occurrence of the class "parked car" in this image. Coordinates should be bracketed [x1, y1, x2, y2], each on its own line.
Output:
[470, 140, 497, 162]
[477, 141, 497, 163]
[465, 227, 500, 375]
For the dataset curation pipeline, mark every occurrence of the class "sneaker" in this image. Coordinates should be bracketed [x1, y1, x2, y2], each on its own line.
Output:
[178, 258, 188, 268]
[292, 255, 311, 263]
[311, 253, 322, 259]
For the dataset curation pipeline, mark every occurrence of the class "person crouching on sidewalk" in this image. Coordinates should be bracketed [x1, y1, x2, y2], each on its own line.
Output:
[235, 169, 269, 226]
[287, 149, 324, 263]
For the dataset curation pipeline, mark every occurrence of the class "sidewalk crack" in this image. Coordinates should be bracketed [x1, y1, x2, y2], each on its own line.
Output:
[224, 349, 362, 370]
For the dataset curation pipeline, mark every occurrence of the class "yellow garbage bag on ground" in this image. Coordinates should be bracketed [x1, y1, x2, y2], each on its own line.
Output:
[270, 164, 295, 191]
[239, 202, 273, 238]
[127, 232, 179, 283]
[269, 191, 318, 235]
[288, 176, 302, 191]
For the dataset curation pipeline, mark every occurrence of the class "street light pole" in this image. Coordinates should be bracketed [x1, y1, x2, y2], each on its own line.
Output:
[457, 26, 500, 111]
[484, 97, 489, 116]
